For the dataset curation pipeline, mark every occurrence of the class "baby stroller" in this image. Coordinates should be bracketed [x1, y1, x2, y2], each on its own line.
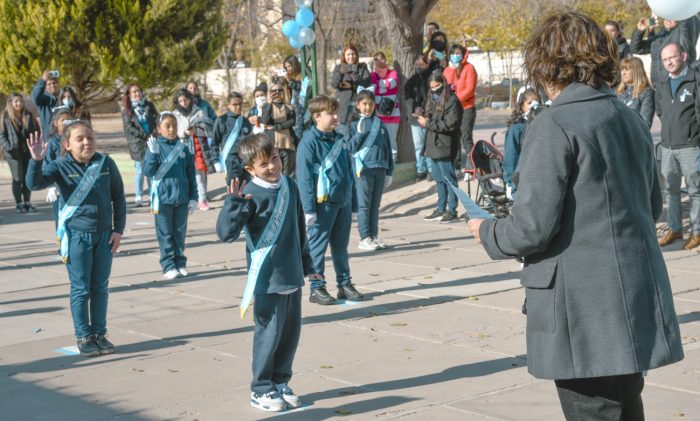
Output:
[464, 138, 512, 218]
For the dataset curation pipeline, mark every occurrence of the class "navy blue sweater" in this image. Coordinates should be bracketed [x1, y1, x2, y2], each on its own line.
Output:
[295, 126, 354, 213]
[43, 135, 62, 165]
[27, 153, 126, 234]
[348, 117, 394, 176]
[30, 78, 59, 138]
[216, 176, 313, 294]
[142, 137, 197, 205]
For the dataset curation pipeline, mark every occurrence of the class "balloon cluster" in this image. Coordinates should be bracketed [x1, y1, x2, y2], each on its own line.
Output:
[282, 0, 316, 49]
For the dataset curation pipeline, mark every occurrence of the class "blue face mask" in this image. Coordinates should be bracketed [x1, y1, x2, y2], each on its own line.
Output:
[62, 98, 74, 108]
[433, 51, 445, 60]
[449, 54, 463, 64]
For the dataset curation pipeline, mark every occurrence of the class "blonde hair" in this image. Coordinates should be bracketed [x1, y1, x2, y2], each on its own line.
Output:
[616, 57, 650, 98]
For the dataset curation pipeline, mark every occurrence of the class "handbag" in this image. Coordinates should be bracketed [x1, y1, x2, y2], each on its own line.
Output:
[377, 97, 396, 116]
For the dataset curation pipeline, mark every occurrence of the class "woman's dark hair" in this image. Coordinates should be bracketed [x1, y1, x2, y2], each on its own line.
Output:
[429, 31, 448, 50]
[605, 20, 623, 39]
[173, 88, 195, 114]
[59, 87, 83, 108]
[449, 44, 466, 56]
[424, 73, 448, 115]
[522, 11, 616, 93]
[507, 88, 540, 127]
[122, 83, 142, 117]
[283, 55, 302, 80]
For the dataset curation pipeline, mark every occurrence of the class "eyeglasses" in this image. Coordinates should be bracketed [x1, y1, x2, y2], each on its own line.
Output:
[271, 89, 285, 94]
[230, 102, 243, 106]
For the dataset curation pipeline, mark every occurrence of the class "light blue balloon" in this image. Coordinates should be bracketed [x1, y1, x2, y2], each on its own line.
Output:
[289, 34, 304, 49]
[295, 7, 315, 28]
[282, 20, 300, 37]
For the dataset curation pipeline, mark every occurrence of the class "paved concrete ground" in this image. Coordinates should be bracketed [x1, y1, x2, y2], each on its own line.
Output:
[0, 113, 698, 420]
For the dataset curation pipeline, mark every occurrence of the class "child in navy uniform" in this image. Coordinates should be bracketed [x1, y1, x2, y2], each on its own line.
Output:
[143, 112, 197, 280]
[44, 106, 74, 224]
[212, 91, 252, 185]
[216, 134, 312, 412]
[296, 95, 362, 305]
[26, 120, 126, 356]
[348, 89, 394, 251]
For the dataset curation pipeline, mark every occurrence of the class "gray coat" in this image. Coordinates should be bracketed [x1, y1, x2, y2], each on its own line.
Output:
[479, 83, 684, 380]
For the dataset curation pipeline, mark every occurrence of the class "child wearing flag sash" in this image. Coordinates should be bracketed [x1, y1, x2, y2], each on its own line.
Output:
[216, 134, 312, 412]
[296, 95, 362, 306]
[143, 112, 197, 280]
[44, 106, 74, 225]
[26, 120, 126, 357]
[212, 91, 252, 185]
[348, 89, 394, 251]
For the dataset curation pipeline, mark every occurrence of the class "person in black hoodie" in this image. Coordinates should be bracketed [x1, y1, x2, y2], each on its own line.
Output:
[415, 73, 462, 223]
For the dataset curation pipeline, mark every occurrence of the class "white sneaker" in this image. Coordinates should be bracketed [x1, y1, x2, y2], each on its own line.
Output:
[178, 267, 189, 277]
[163, 269, 180, 280]
[358, 237, 379, 250]
[372, 237, 388, 249]
[250, 390, 286, 412]
[276, 383, 301, 408]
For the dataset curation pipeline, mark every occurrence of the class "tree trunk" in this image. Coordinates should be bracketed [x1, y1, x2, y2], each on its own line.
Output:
[378, 0, 439, 164]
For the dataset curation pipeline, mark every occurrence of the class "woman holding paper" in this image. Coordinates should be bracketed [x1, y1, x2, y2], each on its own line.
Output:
[467, 11, 682, 420]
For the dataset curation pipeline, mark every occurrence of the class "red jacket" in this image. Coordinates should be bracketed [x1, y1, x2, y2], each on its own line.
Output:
[193, 135, 207, 172]
[442, 51, 477, 110]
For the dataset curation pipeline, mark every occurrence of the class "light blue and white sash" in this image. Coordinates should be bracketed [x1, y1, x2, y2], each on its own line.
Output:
[150, 141, 186, 214]
[56, 156, 106, 264]
[316, 139, 345, 203]
[240, 176, 290, 319]
[352, 117, 381, 178]
[220, 116, 243, 169]
[299, 76, 310, 108]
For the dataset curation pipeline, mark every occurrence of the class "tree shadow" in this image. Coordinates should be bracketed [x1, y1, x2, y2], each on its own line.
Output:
[0, 306, 63, 318]
[678, 311, 700, 324]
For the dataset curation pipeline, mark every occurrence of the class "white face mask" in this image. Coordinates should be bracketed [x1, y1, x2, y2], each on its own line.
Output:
[255, 96, 266, 107]
[62, 98, 74, 107]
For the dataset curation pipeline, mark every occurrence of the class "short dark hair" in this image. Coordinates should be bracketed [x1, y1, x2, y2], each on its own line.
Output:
[355, 89, 375, 104]
[662, 41, 686, 56]
[427, 22, 440, 30]
[308, 95, 339, 117]
[523, 11, 616, 92]
[227, 91, 243, 102]
[238, 134, 276, 167]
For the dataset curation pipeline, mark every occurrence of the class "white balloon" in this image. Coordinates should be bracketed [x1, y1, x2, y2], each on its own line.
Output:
[299, 27, 316, 46]
[646, 0, 700, 21]
[294, 0, 313, 8]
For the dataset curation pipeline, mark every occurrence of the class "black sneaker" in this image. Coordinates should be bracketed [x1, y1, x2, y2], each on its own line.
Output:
[424, 210, 444, 221]
[440, 212, 458, 223]
[93, 334, 116, 355]
[77, 336, 100, 357]
[15, 204, 26, 213]
[337, 284, 364, 301]
[24, 203, 37, 213]
[416, 172, 428, 181]
[309, 287, 336, 305]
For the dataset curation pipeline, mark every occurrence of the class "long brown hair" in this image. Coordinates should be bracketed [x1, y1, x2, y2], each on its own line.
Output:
[424, 73, 449, 115]
[2, 94, 31, 132]
[122, 83, 144, 118]
[340, 44, 359, 64]
[615, 57, 650, 98]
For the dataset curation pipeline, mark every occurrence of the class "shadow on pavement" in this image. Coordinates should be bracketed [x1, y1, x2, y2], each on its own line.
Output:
[273, 396, 419, 420]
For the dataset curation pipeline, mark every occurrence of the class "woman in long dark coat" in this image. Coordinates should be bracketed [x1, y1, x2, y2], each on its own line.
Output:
[468, 12, 683, 420]
[330, 43, 370, 135]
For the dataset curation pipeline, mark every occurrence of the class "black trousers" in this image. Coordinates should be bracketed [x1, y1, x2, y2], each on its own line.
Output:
[279, 148, 296, 176]
[5, 156, 31, 204]
[555, 373, 644, 421]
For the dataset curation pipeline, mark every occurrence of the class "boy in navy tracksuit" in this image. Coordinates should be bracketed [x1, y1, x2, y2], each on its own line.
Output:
[348, 89, 394, 251]
[296, 95, 362, 305]
[216, 134, 312, 412]
[212, 91, 253, 185]
[143, 112, 197, 280]
[26, 121, 126, 357]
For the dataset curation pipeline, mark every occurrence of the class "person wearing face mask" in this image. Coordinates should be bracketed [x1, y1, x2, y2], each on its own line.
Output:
[59, 87, 91, 122]
[428, 31, 449, 69]
[630, 15, 699, 87]
[416, 73, 462, 224]
[121, 83, 158, 207]
[330, 44, 371, 134]
[247, 83, 268, 135]
[260, 78, 298, 176]
[30, 70, 61, 138]
[370, 51, 400, 162]
[503, 88, 543, 198]
[442, 44, 478, 174]
[405, 54, 441, 181]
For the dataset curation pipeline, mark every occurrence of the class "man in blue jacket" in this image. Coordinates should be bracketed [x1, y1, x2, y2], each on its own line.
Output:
[30, 71, 61, 138]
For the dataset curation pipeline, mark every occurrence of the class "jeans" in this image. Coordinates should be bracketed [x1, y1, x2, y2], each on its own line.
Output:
[430, 158, 458, 214]
[385, 123, 399, 163]
[6, 155, 31, 204]
[555, 373, 645, 421]
[660, 145, 700, 233]
[307, 202, 352, 289]
[251, 290, 301, 394]
[155, 203, 189, 272]
[458, 107, 476, 169]
[355, 168, 386, 239]
[195, 170, 207, 203]
[66, 230, 113, 339]
[411, 124, 430, 174]
[133, 159, 151, 201]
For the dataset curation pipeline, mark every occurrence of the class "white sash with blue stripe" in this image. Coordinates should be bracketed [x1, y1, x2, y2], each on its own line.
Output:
[352, 117, 381, 178]
[316, 139, 345, 203]
[56, 156, 106, 264]
[240, 176, 290, 319]
[150, 141, 186, 214]
[220, 116, 243, 169]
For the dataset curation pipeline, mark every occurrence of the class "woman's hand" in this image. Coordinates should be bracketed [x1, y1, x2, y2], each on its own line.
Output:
[467, 218, 484, 243]
[339, 81, 352, 89]
[26, 131, 47, 161]
[227, 178, 252, 199]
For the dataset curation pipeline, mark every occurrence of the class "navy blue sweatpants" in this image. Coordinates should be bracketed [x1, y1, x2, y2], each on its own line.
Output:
[307, 201, 352, 289]
[154, 203, 189, 272]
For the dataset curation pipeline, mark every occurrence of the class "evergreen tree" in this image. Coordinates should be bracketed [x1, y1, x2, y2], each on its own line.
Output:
[0, 0, 227, 102]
